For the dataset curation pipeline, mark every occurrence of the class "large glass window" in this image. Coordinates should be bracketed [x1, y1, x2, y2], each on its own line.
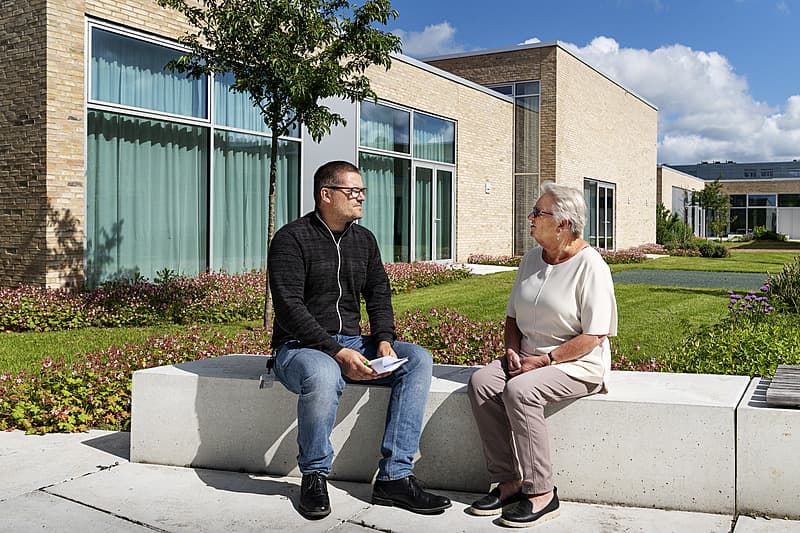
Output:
[212, 132, 300, 272]
[727, 194, 778, 234]
[90, 28, 207, 118]
[748, 194, 776, 207]
[86, 110, 208, 284]
[779, 194, 800, 207]
[493, 80, 540, 255]
[359, 101, 455, 263]
[87, 23, 301, 284]
[213, 73, 300, 137]
[413, 112, 454, 163]
[360, 100, 410, 153]
[359, 153, 411, 262]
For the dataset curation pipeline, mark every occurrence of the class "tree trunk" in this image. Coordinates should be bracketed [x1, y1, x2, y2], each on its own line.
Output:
[263, 127, 280, 329]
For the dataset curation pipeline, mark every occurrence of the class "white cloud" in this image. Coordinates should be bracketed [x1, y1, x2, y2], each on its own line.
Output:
[562, 37, 800, 164]
[393, 22, 464, 58]
[520, 37, 541, 45]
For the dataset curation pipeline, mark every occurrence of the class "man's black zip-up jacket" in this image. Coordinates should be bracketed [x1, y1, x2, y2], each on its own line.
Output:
[267, 211, 396, 357]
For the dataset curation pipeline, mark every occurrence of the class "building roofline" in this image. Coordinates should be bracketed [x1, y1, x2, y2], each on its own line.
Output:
[671, 160, 800, 166]
[422, 40, 657, 111]
[388, 52, 514, 104]
[658, 164, 707, 181]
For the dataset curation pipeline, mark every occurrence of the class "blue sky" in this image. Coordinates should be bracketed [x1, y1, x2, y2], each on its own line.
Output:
[385, 0, 800, 165]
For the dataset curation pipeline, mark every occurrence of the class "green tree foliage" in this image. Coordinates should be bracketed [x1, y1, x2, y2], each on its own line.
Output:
[695, 179, 734, 241]
[156, 0, 403, 324]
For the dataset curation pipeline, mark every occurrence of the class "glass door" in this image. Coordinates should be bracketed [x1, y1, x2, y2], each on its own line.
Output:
[413, 164, 454, 261]
[583, 179, 615, 249]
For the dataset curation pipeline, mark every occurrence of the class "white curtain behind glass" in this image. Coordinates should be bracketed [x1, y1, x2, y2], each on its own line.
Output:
[212, 133, 299, 272]
[90, 28, 206, 118]
[360, 154, 396, 262]
[413, 115, 454, 164]
[86, 111, 207, 284]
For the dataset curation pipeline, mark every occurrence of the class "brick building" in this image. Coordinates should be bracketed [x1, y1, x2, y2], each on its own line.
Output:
[0, 2, 656, 288]
[427, 43, 658, 255]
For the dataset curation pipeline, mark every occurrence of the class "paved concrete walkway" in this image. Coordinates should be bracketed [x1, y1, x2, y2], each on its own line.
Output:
[1, 430, 799, 532]
[611, 269, 768, 290]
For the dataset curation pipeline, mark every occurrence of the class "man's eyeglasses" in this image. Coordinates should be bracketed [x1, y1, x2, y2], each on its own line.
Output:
[530, 207, 554, 218]
[325, 186, 368, 199]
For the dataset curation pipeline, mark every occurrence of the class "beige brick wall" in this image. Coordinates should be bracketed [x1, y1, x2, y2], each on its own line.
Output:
[0, 0, 48, 288]
[657, 166, 705, 206]
[554, 48, 657, 249]
[367, 58, 515, 260]
[427, 47, 558, 182]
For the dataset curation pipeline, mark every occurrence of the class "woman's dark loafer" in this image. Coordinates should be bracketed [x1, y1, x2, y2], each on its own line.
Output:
[498, 487, 560, 528]
[468, 487, 524, 516]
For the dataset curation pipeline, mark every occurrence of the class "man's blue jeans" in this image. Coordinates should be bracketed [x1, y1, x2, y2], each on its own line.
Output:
[273, 335, 432, 481]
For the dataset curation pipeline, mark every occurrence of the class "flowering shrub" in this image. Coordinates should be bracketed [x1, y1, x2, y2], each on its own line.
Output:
[596, 247, 647, 264]
[384, 263, 471, 294]
[631, 243, 667, 255]
[0, 326, 271, 434]
[467, 254, 522, 267]
[395, 308, 504, 365]
[727, 286, 774, 323]
[666, 248, 702, 257]
[611, 352, 667, 372]
[766, 257, 800, 314]
[0, 272, 265, 333]
[0, 265, 470, 333]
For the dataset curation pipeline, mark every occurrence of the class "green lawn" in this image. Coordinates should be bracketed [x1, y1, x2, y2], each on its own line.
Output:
[392, 271, 729, 362]
[0, 322, 258, 375]
[610, 250, 799, 274]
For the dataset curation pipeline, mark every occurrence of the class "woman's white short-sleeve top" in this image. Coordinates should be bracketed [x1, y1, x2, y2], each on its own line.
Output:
[506, 246, 618, 388]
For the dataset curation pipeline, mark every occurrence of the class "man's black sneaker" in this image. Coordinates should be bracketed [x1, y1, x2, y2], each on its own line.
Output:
[372, 475, 452, 514]
[299, 472, 331, 519]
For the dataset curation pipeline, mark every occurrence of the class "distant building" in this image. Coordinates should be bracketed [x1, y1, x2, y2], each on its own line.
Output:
[657, 166, 706, 238]
[667, 161, 800, 239]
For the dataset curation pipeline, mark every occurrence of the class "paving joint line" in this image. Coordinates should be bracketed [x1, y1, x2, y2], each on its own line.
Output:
[42, 489, 171, 532]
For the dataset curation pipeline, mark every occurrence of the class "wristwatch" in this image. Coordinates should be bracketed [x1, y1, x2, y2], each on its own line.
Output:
[547, 352, 555, 365]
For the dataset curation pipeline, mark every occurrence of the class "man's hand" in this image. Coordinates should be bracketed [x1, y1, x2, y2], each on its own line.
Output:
[334, 347, 390, 381]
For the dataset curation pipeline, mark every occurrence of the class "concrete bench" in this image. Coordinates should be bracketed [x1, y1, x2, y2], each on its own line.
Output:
[737, 377, 800, 519]
[130, 355, 750, 514]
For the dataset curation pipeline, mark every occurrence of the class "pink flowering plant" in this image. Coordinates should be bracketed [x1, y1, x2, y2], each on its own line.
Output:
[0, 265, 468, 333]
[383, 263, 471, 294]
[0, 326, 271, 434]
[467, 254, 522, 267]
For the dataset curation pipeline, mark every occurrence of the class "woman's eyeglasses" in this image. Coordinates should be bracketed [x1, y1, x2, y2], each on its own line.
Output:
[530, 207, 554, 218]
[325, 186, 368, 199]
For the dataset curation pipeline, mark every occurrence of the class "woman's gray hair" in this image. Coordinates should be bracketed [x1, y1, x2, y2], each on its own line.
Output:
[540, 182, 587, 238]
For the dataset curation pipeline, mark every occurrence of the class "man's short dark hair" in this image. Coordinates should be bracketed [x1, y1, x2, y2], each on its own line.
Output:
[313, 161, 360, 207]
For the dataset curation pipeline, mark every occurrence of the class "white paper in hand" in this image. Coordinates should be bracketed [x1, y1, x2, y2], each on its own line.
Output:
[369, 356, 408, 374]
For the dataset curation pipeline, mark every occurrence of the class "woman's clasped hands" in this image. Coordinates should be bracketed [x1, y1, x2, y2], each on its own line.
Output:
[505, 348, 550, 377]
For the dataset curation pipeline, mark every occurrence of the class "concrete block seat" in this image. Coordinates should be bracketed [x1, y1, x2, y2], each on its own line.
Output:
[737, 377, 800, 519]
[130, 355, 750, 514]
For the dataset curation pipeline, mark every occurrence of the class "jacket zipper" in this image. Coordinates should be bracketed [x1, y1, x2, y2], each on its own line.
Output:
[315, 213, 353, 335]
